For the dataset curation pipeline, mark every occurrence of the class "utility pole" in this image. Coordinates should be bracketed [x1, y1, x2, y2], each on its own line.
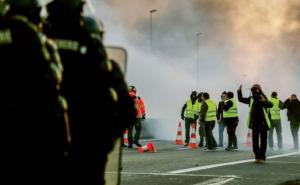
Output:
[196, 32, 202, 89]
[150, 9, 157, 59]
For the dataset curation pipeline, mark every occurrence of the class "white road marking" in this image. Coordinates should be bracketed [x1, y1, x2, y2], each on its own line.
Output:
[168, 151, 300, 174]
[193, 177, 235, 185]
[177, 147, 189, 150]
[267, 152, 300, 159]
[106, 171, 239, 178]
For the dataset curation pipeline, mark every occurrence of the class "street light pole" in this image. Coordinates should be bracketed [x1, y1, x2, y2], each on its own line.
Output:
[150, 9, 157, 59]
[196, 32, 202, 89]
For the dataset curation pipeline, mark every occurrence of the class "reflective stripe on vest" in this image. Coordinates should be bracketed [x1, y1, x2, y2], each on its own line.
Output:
[205, 99, 217, 122]
[247, 98, 271, 128]
[185, 100, 201, 119]
[223, 99, 238, 118]
[270, 98, 281, 120]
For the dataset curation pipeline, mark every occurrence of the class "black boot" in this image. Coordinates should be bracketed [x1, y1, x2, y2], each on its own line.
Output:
[133, 141, 141, 147]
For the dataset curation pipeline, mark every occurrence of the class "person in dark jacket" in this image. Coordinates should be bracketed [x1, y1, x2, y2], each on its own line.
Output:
[238, 84, 273, 163]
[283, 94, 300, 150]
[223, 92, 239, 151]
[0, 0, 68, 184]
[44, 0, 135, 184]
[181, 91, 200, 146]
[197, 92, 206, 147]
[217, 91, 227, 147]
[200, 92, 217, 150]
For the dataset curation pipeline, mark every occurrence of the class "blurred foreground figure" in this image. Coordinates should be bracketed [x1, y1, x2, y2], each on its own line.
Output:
[0, 0, 68, 184]
[283, 94, 300, 151]
[238, 84, 273, 163]
[128, 85, 146, 148]
[83, 16, 136, 148]
[44, 1, 135, 184]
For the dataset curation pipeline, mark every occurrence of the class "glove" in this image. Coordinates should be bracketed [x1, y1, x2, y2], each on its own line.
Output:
[181, 114, 184, 120]
[142, 114, 146, 120]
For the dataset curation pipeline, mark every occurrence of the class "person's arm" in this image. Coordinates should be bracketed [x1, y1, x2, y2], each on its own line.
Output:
[282, 99, 290, 109]
[237, 85, 250, 104]
[262, 100, 273, 108]
[223, 100, 233, 111]
[200, 102, 208, 122]
[217, 102, 222, 120]
[279, 100, 284, 110]
[259, 93, 273, 108]
[181, 103, 187, 120]
[138, 97, 146, 119]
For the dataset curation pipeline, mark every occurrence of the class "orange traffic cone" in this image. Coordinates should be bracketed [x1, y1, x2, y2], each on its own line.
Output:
[245, 129, 252, 148]
[175, 122, 184, 145]
[138, 142, 157, 153]
[188, 123, 198, 149]
[123, 129, 129, 145]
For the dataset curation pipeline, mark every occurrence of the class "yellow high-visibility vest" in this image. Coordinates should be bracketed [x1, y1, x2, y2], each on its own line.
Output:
[223, 99, 238, 118]
[204, 99, 217, 122]
[247, 98, 271, 128]
[270, 98, 281, 120]
[185, 100, 201, 119]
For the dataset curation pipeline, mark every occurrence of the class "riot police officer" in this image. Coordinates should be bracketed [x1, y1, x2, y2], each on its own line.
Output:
[44, 1, 135, 184]
[83, 15, 136, 146]
[0, 0, 68, 184]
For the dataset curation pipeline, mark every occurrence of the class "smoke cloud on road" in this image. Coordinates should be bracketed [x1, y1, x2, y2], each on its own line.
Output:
[90, 0, 300, 145]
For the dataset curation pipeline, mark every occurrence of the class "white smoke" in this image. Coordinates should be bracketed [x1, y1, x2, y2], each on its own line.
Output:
[88, 0, 299, 147]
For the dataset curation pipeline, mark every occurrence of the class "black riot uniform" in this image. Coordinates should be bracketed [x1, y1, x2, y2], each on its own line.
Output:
[83, 15, 136, 141]
[44, 1, 135, 184]
[0, 1, 69, 185]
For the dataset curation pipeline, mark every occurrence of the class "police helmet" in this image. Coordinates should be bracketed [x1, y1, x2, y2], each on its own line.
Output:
[0, 0, 8, 15]
[5, 0, 41, 8]
[51, 0, 84, 7]
[47, 0, 85, 16]
[83, 16, 105, 40]
[5, 0, 42, 23]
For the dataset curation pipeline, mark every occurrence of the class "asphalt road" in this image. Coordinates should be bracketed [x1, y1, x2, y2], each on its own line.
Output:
[118, 140, 300, 185]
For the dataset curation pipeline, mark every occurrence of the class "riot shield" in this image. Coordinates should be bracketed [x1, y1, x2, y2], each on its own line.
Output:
[106, 46, 128, 76]
[104, 46, 128, 185]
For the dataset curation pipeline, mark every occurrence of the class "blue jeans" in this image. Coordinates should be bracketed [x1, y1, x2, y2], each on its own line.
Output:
[218, 121, 226, 147]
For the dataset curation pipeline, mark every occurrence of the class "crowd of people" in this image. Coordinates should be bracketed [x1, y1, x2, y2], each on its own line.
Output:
[181, 84, 300, 163]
